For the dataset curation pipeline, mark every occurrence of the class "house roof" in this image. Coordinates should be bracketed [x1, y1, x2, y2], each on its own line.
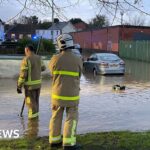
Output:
[5, 24, 38, 33]
[48, 22, 69, 30]
[0, 19, 5, 25]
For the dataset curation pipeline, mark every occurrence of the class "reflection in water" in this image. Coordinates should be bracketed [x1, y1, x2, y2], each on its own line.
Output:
[1, 59, 150, 138]
[25, 118, 39, 138]
[20, 116, 26, 134]
[19, 116, 39, 138]
[83, 73, 125, 85]
[125, 59, 150, 82]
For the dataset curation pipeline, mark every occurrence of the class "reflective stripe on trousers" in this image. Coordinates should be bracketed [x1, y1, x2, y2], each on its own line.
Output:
[63, 120, 77, 146]
[26, 97, 39, 119]
[49, 135, 62, 143]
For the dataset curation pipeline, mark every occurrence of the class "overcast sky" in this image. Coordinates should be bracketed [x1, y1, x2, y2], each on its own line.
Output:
[0, 0, 150, 25]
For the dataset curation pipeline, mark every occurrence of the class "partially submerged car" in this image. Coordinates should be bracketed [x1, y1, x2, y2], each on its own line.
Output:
[83, 53, 125, 75]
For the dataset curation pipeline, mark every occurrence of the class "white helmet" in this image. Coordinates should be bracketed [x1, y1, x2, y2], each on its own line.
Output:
[74, 44, 80, 49]
[57, 33, 74, 50]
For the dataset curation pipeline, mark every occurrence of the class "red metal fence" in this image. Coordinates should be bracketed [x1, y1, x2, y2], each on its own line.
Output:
[72, 25, 150, 53]
[72, 27, 120, 52]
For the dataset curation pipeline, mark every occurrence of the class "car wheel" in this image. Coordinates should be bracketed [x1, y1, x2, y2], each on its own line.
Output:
[93, 68, 97, 76]
[83, 64, 86, 71]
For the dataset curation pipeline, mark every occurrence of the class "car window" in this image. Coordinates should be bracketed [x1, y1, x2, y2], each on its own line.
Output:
[98, 55, 119, 61]
[90, 54, 97, 59]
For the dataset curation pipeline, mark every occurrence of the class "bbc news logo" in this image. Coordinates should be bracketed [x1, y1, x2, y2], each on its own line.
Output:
[0, 130, 20, 139]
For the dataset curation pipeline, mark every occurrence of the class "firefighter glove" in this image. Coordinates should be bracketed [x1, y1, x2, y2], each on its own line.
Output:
[17, 86, 22, 94]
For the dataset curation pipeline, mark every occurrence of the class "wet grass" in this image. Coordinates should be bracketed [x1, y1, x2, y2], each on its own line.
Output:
[1, 131, 150, 150]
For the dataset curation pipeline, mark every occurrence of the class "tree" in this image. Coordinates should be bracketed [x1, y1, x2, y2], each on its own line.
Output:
[69, 18, 85, 24]
[30, 16, 38, 24]
[131, 16, 145, 26]
[125, 15, 145, 26]
[0, 0, 149, 25]
[14, 15, 39, 25]
[38, 20, 52, 29]
[89, 15, 109, 28]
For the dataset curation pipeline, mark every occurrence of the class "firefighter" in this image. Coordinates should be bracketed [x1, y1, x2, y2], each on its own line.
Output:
[49, 34, 82, 150]
[17, 44, 46, 119]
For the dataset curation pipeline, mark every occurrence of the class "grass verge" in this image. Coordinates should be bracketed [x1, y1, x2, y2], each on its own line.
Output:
[1, 131, 150, 150]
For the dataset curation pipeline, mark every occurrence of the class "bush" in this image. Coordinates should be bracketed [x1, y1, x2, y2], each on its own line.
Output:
[41, 39, 55, 54]
[17, 38, 56, 55]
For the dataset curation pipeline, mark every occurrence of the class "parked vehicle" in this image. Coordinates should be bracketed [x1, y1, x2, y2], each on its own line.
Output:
[83, 53, 125, 75]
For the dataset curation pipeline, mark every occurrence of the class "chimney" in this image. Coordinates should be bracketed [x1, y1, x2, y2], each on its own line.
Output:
[54, 18, 59, 24]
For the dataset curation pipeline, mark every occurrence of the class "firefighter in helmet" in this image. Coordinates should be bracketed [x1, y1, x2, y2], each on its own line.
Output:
[17, 44, 46, 119]
[49, 34, 82, 150]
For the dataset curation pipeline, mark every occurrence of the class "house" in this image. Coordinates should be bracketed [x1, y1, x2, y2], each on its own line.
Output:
[5, 24, 38, 41]
[0, 19, 5, 42]
[71, 25, 150, 53]
[36, 22, 76, 43]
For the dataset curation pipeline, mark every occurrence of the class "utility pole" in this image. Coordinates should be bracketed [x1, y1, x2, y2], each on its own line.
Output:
[120, 11, 124, 25]
[51, 0, 54, 43]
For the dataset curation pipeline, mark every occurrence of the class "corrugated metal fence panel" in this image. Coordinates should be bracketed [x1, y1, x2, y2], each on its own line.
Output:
[119, 40, 150, 62]
[72, 27, 120, 52]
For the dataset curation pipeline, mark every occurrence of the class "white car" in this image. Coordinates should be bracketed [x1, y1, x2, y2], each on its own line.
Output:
[83, 53, 125, 75]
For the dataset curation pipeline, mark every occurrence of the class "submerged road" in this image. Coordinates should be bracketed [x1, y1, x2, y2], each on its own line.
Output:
[1, 59, 150, 137]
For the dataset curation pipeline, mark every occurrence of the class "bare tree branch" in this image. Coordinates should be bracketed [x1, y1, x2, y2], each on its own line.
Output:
[111, 0, 119, 25]
[6, 0, 27, 23]
[1, 0, 150, 25]
[124, 0, 150, 16]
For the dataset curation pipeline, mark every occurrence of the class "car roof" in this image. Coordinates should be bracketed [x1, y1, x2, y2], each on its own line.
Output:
[94, 53, 118, 57]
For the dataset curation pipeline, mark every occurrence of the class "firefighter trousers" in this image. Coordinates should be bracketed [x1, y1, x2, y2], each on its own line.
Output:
[49, 105, 78, 146]
[25, 88, 40, 119]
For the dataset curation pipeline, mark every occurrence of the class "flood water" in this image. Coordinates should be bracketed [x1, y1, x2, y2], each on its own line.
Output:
[1, 59, 150, 138]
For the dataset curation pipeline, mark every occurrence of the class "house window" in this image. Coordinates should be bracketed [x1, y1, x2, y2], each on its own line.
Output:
[51, 31, 53, 35]
[36, 30, 39, 34]
[11, 33, 15, 39]
[27, 34, 31, 38]
[19, 34, 23, 39]
[56, 30, 59, 35]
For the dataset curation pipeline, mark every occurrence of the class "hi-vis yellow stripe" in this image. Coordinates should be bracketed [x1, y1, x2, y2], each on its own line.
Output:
[24, 59, 41, 86]
[52, 94, 79, 101]
[53, 70, 79, 77]
[18, 77, 25, 84]
[63, 120, 77, 146]
[49, 135, 62, 143]
[25, 79, 41, 85]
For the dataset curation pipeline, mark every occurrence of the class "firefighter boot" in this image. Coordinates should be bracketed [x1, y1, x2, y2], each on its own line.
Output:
[63, 144, 82, 150]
